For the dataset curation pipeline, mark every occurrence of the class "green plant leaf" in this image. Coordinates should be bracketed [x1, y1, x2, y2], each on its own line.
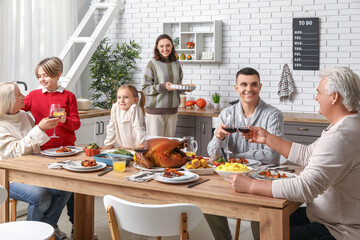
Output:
[88, 38, 141, 109]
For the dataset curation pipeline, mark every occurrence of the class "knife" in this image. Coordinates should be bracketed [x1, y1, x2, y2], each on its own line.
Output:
[32, 153, 56, 159]
[98, 167, 113, 176]
[186, 179, 210, 188]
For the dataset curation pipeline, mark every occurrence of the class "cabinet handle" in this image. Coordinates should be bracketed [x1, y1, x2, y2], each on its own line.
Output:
[202, 123, 206, 134]
[297, 127, 309, 131]
[100, 121, 104, 134]
[96, 122, 100, 135]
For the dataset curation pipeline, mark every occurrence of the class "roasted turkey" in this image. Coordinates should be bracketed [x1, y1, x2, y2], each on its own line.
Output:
[134, 138, 189, 168]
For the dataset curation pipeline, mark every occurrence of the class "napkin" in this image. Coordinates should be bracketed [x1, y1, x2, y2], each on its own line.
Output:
[48, 160, 72, 169]
[278, 64, 295, 102]
[126, 171, 155, 182]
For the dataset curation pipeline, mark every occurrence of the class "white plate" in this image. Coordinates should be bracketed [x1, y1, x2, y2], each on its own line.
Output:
[155, 171, 197, 182]
[66, 161, 100, 170]
[250, 170, 297, 180]
[244, 159, 261, 166]
[41, 148, 81, 157]
[63, 162, 107, 172]
[170, 84, 196, 91]
[153, 173, 199, 184]
[182, 166, 215, 175]
[133, 163, 182, 172]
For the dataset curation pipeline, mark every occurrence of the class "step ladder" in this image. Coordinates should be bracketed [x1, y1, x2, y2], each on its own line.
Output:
[58, 0, 124, 89]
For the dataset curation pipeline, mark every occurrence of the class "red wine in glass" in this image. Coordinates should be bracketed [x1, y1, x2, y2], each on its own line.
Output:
[224, 127, 237, 133]
[237, 127, 250, 133]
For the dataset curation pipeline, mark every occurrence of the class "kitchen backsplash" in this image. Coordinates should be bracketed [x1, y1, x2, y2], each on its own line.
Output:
[86, 0, 360, 114]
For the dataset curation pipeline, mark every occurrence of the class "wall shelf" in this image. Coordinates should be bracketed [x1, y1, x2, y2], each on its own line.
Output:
[163, 20, 222, 63]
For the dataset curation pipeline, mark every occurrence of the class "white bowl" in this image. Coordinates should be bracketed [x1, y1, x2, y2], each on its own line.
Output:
[215, 167, 252, 180]
[77, 98, 92, 111]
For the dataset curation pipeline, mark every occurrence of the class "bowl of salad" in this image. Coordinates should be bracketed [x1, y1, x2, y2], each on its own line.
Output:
[83, 143, 101, 157]
[211, 157, 226, 167]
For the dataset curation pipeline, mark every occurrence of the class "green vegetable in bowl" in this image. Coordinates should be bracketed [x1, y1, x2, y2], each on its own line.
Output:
[214, 157, 225, 163]
[87, 143, 100, 149]
[111, 148, 133, 157]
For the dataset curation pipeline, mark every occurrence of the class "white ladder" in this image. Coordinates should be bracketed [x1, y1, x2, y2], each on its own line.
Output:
[58, 0, 124, 89]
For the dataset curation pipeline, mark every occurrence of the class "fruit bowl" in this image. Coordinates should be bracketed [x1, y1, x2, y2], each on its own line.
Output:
[83, 148, 101, 157]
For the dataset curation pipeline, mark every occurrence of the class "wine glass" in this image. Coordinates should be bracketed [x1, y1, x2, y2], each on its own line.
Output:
[223, 114, 233, 158]
[134, 126, 149, 171]
[49, 104, 62, 138]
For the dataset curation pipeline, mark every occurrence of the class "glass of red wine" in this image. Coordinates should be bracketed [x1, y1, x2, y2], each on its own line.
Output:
[134, 126, 149, 171]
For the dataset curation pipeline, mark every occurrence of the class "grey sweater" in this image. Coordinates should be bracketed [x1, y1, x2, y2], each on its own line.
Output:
[207, 98, 283, 164]
[142, 58, 183, 115]
[273, 113, 360, 240]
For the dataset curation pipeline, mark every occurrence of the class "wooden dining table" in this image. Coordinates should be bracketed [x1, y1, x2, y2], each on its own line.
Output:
[0, 152, 303, 240]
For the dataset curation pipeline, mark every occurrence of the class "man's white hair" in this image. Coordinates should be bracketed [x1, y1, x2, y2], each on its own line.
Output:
[319, 66, 360, 111]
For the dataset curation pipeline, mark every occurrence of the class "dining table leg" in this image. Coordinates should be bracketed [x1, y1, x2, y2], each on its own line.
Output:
[73, 193, 95, 240]
[0, 169, 9, 223]
[259, 207, 290, 240]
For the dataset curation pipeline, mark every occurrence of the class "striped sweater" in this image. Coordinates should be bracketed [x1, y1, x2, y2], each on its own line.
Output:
[142, 58, 183, 115]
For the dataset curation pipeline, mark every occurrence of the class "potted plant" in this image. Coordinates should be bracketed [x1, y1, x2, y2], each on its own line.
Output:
[211, 93, 220, 109]
[89, 38, 141, 109]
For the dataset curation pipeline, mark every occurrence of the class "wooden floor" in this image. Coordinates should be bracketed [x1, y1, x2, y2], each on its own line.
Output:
[17, 197, 255, 240]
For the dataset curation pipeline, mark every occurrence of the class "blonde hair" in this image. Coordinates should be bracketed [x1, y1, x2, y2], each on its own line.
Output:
[118, 84, 146, 115]
[35, 57, 63, 79]
[0, 82, 16, 116]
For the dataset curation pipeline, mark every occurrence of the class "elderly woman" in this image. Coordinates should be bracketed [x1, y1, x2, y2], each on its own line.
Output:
[0, 82, 71, 240]
[229, 66, 360, 240]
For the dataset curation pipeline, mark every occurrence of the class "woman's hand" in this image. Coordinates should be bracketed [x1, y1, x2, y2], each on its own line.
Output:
[165, 82, 176, 91]
[242, 126, 268, 144]
[214, 123, 230, 140]
[38, 117, 60, 131]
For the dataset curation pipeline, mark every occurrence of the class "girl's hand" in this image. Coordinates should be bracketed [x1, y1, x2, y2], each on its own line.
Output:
[59, 112, 66, 124]
[242, 126, 268, 144]
[38, 117, 60, 131]
[165, 82, 176, 91]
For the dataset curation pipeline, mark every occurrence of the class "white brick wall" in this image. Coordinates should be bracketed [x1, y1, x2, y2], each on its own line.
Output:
[92, 0, 360, 114]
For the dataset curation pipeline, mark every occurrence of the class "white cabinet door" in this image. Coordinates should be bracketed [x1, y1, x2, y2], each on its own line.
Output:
[75, 116, 110, 146]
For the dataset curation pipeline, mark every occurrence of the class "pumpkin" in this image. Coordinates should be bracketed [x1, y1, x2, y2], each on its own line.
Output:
[187, 54, 192, 60]
[180, 53, 186, 60]
[196, 98, 206, 109]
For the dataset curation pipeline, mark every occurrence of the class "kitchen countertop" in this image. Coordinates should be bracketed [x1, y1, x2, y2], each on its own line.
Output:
[78, 109, 111, 119]
[79, 108, 329, 124]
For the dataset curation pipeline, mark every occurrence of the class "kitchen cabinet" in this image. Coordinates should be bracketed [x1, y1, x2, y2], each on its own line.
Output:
[75, 115, 110, 145]
[174, 115, 213, 157]
[284, 122, 328, 145]
[163, 20, 222, 63]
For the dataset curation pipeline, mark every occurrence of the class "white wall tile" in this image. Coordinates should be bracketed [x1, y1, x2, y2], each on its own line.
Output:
[92, 0, 360, 114]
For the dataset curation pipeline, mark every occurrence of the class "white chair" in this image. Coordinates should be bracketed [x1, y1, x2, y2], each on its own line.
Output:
[103, 195, 203, 240]
[0, 185, 55, 240]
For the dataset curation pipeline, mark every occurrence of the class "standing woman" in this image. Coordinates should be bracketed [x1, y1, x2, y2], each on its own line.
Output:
[142, 34, 184, 137]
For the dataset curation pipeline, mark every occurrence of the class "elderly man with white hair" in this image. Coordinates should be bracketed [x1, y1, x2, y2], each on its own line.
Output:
[229, 66, 360, 240]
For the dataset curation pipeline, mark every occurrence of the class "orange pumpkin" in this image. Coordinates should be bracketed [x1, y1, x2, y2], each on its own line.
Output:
[196, 98, 206, 109]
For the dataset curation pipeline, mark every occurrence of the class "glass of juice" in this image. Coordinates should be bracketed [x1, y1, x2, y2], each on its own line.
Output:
[112, 157, 126, 173]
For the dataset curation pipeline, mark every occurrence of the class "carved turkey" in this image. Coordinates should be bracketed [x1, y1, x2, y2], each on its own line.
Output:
[134, 138, 189, 168]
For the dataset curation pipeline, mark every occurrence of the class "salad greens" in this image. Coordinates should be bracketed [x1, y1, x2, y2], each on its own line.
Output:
[111, 148, 134, 157]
